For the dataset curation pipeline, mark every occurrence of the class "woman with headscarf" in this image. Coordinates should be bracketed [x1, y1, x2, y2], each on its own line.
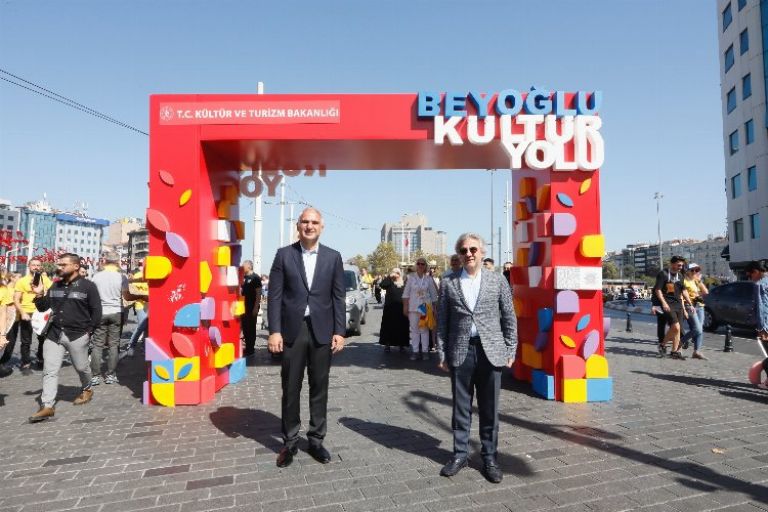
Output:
[378, 268, 409, 352]
[402, 257, 438, 360]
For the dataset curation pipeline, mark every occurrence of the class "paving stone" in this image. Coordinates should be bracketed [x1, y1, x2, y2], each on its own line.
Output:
[42, 455, 91, 467]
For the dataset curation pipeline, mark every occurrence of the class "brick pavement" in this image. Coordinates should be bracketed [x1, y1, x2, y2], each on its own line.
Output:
[1, 307, 767, 512]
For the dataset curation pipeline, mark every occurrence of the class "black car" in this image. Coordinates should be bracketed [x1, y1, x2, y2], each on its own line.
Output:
[703, 281, 759, 332]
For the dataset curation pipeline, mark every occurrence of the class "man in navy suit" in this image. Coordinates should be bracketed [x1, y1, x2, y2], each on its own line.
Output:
[268, 207, 346, 468]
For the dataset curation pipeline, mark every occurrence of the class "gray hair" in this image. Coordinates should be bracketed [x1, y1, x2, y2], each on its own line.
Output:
[454, 232, 487, 255]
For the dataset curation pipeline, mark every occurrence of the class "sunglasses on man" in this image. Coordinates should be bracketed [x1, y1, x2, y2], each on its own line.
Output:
[459, 247, 479, 255]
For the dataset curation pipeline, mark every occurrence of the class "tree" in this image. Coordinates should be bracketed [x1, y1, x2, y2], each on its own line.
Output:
[622, 265, 635, 280]
[367, 242, 399, 276]
[348, 254, 368, 270]
[410, 249, 426, 264]
[602, 261, 619, 279]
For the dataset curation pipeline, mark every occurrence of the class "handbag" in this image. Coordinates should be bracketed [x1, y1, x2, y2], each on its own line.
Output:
[31, 309, 54, 337]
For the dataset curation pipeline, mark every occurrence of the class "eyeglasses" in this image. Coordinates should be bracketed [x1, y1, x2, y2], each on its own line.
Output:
[416, 262, 426, 266]
[459, 247, 479, 255]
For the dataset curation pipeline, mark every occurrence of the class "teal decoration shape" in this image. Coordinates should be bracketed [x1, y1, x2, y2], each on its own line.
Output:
[556, 193, 574, 208]
[176, 362, 193, 380]
[537, 308, 554, 332]
[174, 303, 201, 328]
[576, 313, 591, 332]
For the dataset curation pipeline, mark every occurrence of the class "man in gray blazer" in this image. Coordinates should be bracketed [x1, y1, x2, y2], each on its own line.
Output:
[437, 233, 517, 483]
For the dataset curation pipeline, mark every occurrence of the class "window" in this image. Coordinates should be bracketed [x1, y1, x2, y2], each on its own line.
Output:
[748, 166, 757, 190]
[734, 218, 744, 242]
[730, 129, 740, 154]
[743, 73, 752, 99]
[723, 3, 733, 31]
[738, 0, 747, 10]
[725, 45, 735, 73]
[750, 213, 760, 239]
[746, 119, 755, 144]
[0, 215, 4, 220]
[732, 173, 742, 198]
[740, 29, 749, 54]
[727, 87, 737, 113]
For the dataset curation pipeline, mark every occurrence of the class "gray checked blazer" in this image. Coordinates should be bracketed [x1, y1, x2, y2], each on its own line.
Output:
[437, 268, 518, 368]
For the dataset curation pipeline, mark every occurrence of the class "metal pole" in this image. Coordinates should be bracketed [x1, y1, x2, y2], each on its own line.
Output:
[279, 181, 285, 248]
[252, 82, 265, 274]
[505, 179, 511, 263]
[490, 169, 494, 257]
[498, 226, 502, 266]
[253, 165, 263, 274]
[289, 202, 295, 244]
[655, 192, 663, 270]
[27, 216, 35, 263]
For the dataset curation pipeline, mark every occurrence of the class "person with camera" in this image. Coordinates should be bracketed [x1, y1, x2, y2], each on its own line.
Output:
[13, 258, 52, 370]
[28, 253, 102, 423]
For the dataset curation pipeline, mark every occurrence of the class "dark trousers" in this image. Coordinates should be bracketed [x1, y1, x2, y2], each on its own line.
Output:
[3, 319, 43, 365]
[242, 311, 257, 354]
[281, 318, 331, 449]
[450, 340, 501, 461]
[656, 313, 666, 344]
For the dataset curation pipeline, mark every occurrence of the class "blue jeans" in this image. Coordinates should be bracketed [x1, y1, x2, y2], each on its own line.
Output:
[128, 307, 148, 349]
[681, 305, 704, 351]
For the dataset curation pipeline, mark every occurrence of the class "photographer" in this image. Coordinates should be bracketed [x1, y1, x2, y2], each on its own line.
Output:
[12, 258, 52, 370]
[28, 253, 101, 423]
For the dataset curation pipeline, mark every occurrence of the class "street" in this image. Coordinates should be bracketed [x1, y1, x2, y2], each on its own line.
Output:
[0, 304, 767, 512]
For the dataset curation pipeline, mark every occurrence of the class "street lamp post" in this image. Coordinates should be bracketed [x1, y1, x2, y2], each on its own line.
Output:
[654, 192, 663, 270]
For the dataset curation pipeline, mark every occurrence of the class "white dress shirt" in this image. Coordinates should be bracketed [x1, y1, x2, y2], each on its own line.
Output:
[459, 268, 482, 337]
[301, 243, 319, 317]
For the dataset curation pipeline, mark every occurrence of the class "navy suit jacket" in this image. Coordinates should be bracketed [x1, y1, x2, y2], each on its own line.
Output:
[267, 242, 346, 345]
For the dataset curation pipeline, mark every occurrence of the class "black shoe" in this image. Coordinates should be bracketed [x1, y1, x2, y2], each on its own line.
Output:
[681, 339, 690, 350]
[657, 344, 667, 358]
[482, 460, 503, 483]
[276, 446, 298, 468]
[0, 365, 12, 378]
[670, 351, 687, 360]
[440, 457, 468, 477]
[307, 444, 331, 464]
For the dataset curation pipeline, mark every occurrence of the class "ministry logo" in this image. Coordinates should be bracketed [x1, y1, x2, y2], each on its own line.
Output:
[159, 106, 174, 122]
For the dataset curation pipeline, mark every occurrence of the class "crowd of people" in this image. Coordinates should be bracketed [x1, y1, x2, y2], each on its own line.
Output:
[3, 214, 768, 483]
[0, 252, 149, 421]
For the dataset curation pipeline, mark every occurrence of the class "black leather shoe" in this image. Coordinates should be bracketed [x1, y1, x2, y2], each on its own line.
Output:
[482, 460, 503, 483]
[440, 457, 468, 477]
[276, 446, 297, 468]
[307, 444, 331, 464]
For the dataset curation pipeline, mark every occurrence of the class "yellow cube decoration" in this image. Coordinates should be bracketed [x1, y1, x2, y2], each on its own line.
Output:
[585, 354, 610, 378]
[579, 234, 605, 258]
[214, 343, 235, 368]
[562, 378, 587, 403]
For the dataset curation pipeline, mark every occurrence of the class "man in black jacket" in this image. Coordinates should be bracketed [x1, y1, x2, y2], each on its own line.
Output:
[29, 253, 102, 423]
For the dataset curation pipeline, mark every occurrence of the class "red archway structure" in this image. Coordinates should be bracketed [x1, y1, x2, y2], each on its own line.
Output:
[145, 92, 610, 406]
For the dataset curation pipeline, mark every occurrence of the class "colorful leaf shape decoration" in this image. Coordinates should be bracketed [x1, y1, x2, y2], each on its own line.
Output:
[579, 178, 592, 195]
[146, 208, 170, 232]
[537, 308, 554, 332]
[576, 314, 591, 332]
[176, 362, 193, 380]
[179, 189, 192, 206]
[534, 332, 549, 352]
[158, 170, 175, 186]
[582, 330, 600, 359]
[560, 334, 576, 348]
[556, 193, 574, 208]
[170, 333, 195, 357]
[154, 365, 171, 381]
[165, 231, 189, 258]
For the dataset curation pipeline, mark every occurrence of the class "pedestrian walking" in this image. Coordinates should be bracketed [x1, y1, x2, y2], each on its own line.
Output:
[89, 252, 141, 385]
[124, 262, 149, 357]
[240, 260, 262, 357]
[437, 233, 517, 484]
[681, 263, 708, 360]
[402, 257, 438, 361]
[267, 208, 346, 468]
[28, 253, 101, 423]
[378, 268, 409, 352]
[654, 255, 688, 359]
[12, 258, 51, 370]
[746, 261, 768, 388]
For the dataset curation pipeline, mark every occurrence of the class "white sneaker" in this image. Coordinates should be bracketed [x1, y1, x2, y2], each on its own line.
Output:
[90, 376, 102, 386]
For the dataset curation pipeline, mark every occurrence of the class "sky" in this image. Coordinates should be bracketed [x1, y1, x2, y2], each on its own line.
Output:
[0, 1, 726, 269]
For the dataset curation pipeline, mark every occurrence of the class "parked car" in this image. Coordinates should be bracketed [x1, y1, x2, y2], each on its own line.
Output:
[343, 264, 368, 336]
[703, 281, 759, 332]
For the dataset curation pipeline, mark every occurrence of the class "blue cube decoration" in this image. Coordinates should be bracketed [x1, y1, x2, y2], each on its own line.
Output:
[229, 357, 246, 384]
[532, 369, 555, 400]
[586, 377, 612, 402]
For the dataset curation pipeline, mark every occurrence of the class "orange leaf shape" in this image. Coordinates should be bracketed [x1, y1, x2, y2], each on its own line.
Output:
[560, 335, 576, 348]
